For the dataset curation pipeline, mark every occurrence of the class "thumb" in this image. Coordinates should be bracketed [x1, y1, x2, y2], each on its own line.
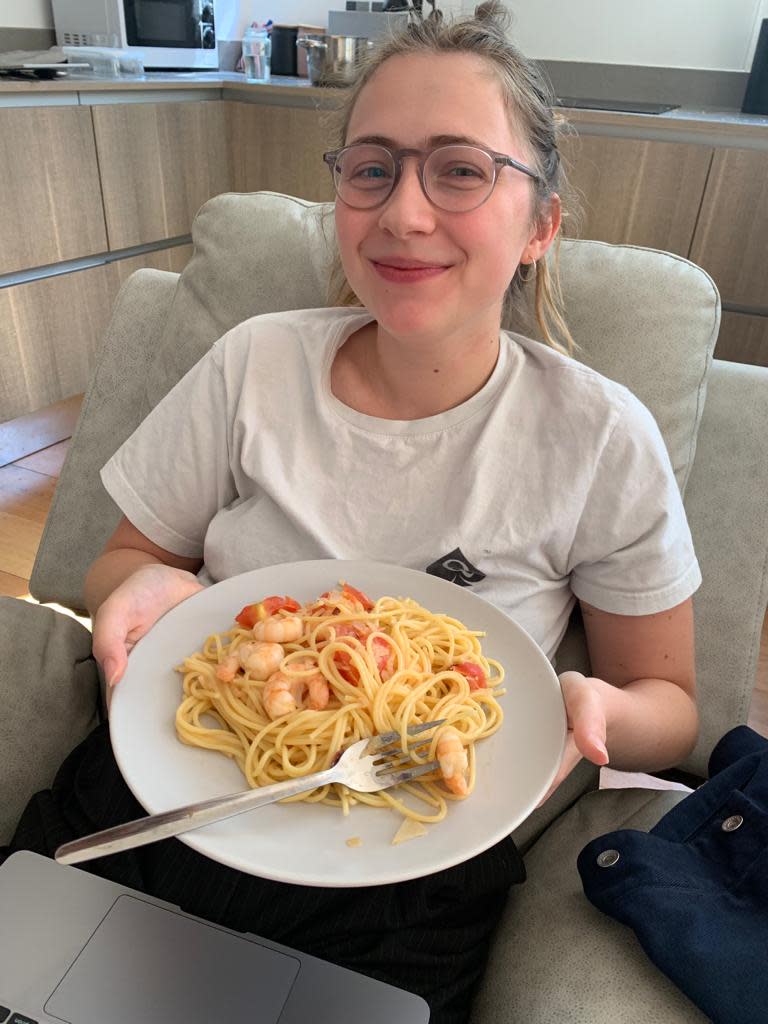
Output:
[558, 671, 609, 766]
[92, 603, 133, 687]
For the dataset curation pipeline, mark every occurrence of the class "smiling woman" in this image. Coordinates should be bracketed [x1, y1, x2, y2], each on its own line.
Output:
[324, 6, 579, 361]
[5, 4, 701, 1024]
[327, 48, 563, 418]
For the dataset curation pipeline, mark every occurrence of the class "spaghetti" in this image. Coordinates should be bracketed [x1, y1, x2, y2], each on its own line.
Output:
[175, 583, 505, 823]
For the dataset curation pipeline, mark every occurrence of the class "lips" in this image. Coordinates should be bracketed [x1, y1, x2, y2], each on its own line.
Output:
[373, 257, 448, 270]
[370, 256, 451, 283]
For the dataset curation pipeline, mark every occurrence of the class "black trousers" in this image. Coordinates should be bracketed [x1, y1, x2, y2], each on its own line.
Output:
[2, 723, 525, 1023]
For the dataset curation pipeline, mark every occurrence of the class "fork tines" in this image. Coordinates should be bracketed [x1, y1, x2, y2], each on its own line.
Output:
[366, 718, 446, 754]
[376, 759, 441, 786]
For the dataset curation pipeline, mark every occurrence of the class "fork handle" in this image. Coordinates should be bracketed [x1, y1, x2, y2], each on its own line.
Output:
[54, 767, 340, 866]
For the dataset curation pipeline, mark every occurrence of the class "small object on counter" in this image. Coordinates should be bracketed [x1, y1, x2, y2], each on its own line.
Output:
[242, 24, 271, 83]
[270, 25, 298, 76]
[61, 45, 144, 77]
[296, 24, 325, 77]
[297, 34, 374, 87]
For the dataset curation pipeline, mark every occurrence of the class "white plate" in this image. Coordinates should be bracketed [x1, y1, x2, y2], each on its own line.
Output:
[110, 559, 566, 887]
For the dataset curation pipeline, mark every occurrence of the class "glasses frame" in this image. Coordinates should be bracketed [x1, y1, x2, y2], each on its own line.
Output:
[322, 142, 544, 212]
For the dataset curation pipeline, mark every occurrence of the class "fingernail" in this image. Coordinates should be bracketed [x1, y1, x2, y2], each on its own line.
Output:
[591, 737, 609, 764]
[103, 656, 119, 687]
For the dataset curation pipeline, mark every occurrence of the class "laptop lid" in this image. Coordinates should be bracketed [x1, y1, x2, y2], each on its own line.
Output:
[0, 851, 430, 1024]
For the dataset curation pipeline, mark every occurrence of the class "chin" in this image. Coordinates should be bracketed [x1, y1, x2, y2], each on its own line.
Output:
[367, 301, 453, 340]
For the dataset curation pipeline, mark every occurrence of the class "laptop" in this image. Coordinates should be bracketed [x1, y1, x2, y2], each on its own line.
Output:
[0, 851, 430, 1024]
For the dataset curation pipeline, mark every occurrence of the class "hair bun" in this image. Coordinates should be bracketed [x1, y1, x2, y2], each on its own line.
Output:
[474, 1, 512, 33]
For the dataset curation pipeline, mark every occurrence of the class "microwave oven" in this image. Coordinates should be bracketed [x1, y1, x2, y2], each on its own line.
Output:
[51, 0, 218, 70]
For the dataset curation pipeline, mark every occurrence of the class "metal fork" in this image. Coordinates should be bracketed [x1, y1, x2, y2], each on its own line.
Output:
[54, 720, 445, 866]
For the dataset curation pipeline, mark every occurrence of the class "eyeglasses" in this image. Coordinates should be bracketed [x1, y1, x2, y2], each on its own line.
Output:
[323, 143, 543, 213]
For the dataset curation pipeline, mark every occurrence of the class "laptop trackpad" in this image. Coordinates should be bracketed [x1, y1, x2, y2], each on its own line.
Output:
[45, 893, 301, 1024]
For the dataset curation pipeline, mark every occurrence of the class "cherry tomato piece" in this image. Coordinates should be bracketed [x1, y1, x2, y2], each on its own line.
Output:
[454, 661, 487, 690]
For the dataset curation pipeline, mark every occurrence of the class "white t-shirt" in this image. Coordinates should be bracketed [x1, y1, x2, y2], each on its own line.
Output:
[101, 306, 701, 661]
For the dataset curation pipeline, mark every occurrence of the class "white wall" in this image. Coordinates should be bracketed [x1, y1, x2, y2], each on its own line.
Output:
[0, 0, 53, 28]
[217, 0, 463, 40]
[495, 0, 767, 71]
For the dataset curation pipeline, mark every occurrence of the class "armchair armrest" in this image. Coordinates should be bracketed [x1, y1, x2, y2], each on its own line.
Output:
[30, 269, 180, 612]
[0, 598, 100, 845]
[681, 358, 768, 776]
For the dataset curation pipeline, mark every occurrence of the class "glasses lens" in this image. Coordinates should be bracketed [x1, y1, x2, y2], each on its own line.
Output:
[424, 146, 495, 211]
[333, 145, 395, 208]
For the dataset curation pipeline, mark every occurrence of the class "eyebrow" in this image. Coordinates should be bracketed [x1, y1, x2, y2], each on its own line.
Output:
[346, 133, 492, 149]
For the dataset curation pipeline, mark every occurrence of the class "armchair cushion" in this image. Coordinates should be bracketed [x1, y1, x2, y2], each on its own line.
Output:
[0, 599, 100, 845]
[471, 787, 709, 1024]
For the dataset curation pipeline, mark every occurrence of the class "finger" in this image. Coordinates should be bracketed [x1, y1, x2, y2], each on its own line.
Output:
[570, 688, 609, 764]
[92, 602, 134, 687]
[558, 672, 609, 766]
[536, 732, 581, 808]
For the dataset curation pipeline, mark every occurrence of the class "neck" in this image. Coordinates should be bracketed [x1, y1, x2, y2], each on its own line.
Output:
[333, 314, 503, 420]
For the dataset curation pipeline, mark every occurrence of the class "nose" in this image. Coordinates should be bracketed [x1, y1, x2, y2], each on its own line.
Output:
[376, 156, 437, 237]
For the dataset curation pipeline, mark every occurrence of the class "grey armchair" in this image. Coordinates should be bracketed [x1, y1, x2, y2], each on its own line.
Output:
[2, 192, 767, 1023]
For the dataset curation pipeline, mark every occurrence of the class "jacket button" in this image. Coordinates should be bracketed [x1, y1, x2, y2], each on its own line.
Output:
[597, 849, 620, 867]
[721, 814, 744, 832]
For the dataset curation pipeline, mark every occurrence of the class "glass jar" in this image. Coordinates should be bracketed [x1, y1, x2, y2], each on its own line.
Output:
[242, 26, 271, 83]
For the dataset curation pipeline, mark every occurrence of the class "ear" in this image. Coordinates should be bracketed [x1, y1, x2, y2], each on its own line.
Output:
[521, 193, 562, 264]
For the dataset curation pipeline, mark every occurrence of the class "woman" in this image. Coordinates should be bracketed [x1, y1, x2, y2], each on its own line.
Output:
[7, 5, 700, 1022]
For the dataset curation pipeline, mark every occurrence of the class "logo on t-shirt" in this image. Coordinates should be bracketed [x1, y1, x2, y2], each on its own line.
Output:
[426, 548, 486, 588]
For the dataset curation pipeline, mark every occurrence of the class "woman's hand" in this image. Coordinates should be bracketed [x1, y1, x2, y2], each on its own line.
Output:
[537, 670, 611, 807]
[91, 563, 204, 688]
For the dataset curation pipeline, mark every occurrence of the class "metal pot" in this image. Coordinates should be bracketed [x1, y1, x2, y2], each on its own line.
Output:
[296, 35, 374, 87]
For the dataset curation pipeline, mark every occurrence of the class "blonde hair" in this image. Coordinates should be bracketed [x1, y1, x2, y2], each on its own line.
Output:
[323, 1, 579, 355]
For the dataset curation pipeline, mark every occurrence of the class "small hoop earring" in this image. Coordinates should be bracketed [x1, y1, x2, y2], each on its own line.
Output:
[518, 260, 537, 284]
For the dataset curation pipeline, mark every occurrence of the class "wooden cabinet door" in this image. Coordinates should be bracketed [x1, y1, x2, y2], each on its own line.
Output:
[714, 311, 768, 367]
[689, 148, 768, 310]
[92, 101, 233, 249]
[0, 106, 107, 276]
[558, 134, 712, 257]
[227, 101, 335, 202]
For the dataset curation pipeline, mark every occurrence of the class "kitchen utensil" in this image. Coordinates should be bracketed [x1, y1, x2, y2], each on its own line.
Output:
[297, 34, 374, 86]
[55, 722, 444, 865]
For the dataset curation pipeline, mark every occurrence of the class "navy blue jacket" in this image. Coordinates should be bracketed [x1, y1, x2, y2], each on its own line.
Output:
[578, 726, 768, 1024]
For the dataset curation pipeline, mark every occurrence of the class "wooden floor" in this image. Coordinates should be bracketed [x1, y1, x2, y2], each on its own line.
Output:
[1, 397, 767, 739]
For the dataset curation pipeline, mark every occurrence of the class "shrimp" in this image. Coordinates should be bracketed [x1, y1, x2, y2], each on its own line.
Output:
[251, 615, 303, 643]
[215, 641, 283, 682]
[237, 641, 283, 680]
[215, 654, 240, 683]
[262, 672, 303, 719]
[262, 658, 330, 720]
[436, 725, 469, 797]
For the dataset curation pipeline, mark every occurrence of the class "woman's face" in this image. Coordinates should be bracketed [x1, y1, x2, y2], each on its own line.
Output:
[334, 51, 559, 343]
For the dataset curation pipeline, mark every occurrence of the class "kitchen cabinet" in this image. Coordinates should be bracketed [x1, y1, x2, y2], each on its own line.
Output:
[558, 134, 713, 257]
[0, 245, 192, 421]
[92, 101, 232, 249]
[227, 101, 335, 201]
[689, 148, 768, 310]
[0, 107, 107, 276]
[714, 311, 768, 368]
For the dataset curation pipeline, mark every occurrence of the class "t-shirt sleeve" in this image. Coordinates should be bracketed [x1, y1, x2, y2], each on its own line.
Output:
[568, 391, 701, 615]
[100, 340, 236, 558]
